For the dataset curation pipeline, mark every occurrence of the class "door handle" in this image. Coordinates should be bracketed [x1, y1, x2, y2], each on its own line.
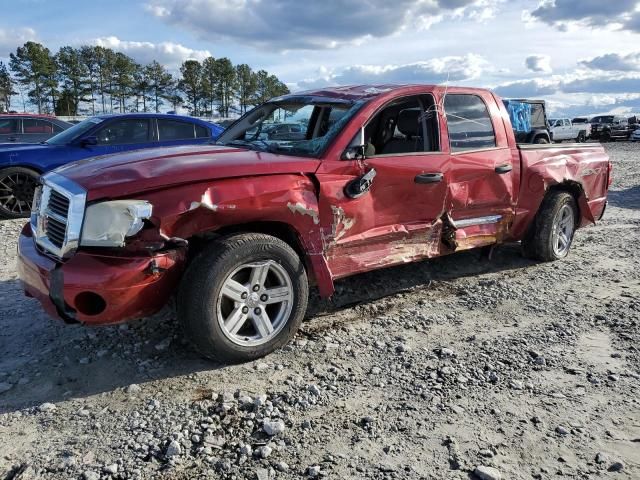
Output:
[495, 164, 513, 174]
[415, 173, 443, 184]
[7, 136, 17, 142]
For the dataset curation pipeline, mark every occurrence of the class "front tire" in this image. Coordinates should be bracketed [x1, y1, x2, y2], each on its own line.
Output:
[522, 192, 578, 262]
[0, 167, 39, 219]
[178, 233, 308, 362]
[534, 136, 550, 144]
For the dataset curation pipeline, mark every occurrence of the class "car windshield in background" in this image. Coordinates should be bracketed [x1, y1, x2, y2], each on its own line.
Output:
[591, 116, 614, 124]
[46, 117, 104, 145]
[216, 98, 367, 157]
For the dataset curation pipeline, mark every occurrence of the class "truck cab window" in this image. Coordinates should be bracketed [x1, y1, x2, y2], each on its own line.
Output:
[444, 94, 496, 152]
[364, 95, 439, 156]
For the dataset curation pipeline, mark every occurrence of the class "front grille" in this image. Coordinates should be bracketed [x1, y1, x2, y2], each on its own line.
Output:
[48, 190, 70, 218]
[45, 216, 67, 248]
[31, 172, 86, 259]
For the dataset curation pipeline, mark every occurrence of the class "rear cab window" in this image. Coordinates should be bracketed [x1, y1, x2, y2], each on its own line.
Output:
[444, 94, 496, 152]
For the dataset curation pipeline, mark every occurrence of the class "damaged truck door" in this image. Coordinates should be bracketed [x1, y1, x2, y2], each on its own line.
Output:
[316, 93, 450, 278]
[443, 92, 516, 250]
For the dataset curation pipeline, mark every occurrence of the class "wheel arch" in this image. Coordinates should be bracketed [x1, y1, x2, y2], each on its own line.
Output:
[543, 179, 597, 228]
[186, 220, 333, 296]
[0, 164, 43, 174]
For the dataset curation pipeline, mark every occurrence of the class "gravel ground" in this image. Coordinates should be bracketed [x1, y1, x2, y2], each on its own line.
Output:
[0, 143, 638, 480]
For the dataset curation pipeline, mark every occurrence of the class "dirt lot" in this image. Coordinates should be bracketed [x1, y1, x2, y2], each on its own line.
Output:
[0, 143, 638, 480]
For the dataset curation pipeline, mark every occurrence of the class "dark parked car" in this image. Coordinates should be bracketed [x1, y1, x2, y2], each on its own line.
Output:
[260, 122, 306, 140]
[0, 114, 72, 143]
[0, 113, 223, 219]
[590, 115, 632, 141]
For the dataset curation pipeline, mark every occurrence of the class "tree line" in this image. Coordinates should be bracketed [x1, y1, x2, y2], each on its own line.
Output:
[0, 41, 289, 117]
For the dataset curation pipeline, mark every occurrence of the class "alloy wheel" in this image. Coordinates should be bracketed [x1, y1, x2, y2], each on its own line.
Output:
[216, 260, 293, 347]
[551, 204, 575, 257]
[0, 172, 37, 216]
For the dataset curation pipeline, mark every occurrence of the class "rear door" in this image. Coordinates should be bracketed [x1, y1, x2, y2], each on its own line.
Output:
[157, 118, 211, 147]
[21, 118, 65, 143]
[562, 119, 573, 140]
[443, 92, 515, 249]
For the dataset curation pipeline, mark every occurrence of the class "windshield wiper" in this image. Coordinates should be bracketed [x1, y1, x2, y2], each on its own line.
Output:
[223, 139, 275, 153]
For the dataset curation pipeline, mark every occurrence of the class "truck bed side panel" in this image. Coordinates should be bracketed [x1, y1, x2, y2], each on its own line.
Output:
[512, 144, 610, 239]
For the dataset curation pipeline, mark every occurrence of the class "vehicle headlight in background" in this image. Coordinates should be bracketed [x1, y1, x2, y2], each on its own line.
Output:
[80, 200, 153, 247]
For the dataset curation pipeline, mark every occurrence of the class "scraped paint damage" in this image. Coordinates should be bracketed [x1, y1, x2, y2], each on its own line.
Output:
[287, 201, 320, 225]
[330, 205, 356, 241]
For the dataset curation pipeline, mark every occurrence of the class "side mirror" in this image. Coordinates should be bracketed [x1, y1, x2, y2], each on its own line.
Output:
[80, 135, 98, 147]
[344, 168, 377, 199]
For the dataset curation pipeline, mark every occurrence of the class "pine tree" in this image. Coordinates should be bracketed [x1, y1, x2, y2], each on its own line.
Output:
[201, 57, 217, 116]
[9, 41, 58, 113]
[214, 58, 236, 117]
[179, 60, 203, 116]
[145, 61, 173, 113]
[0, 62, 15, 112]
[56, 46, 90, 115]
[235, 64, 256, 114]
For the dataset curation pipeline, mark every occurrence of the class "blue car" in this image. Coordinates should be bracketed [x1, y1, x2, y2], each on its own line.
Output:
[0, 113, 223, 218]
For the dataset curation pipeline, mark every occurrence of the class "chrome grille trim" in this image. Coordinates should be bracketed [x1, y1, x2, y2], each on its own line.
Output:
[30, 172, 86, 259]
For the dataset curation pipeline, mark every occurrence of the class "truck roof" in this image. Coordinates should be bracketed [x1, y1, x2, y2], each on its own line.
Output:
[288, 84, 492, 101]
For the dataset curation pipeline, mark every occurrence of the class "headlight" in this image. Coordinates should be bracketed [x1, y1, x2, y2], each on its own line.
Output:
[80, 200, 153, 247]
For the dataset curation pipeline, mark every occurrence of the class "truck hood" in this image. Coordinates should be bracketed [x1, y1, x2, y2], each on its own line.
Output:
[55, 144, 321, 200]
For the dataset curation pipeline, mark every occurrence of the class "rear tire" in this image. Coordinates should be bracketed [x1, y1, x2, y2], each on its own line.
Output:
[522, 192, 578, 262]
[178, 233, 308, 363]
[577, 132, 586, 143]
[0, 167, 39, 219]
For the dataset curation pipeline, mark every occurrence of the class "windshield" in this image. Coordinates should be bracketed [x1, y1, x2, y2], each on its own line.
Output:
[591, 116, 614, 124]
[216, 97, 367, 157]
[46, 117, 104, 145]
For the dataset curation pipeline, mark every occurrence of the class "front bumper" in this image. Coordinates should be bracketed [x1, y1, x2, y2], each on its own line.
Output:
[17, 223, 186, 325]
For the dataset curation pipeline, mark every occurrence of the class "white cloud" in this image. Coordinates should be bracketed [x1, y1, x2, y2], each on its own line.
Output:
[580, 51, 640, 71]
[525, 54, 552, 73]
[0, 27, 38, 57]
[146, 0, 502, 50]
[527, 0, 640, 32]
[93, 36, 211, 67]
[295, 54, 489, 90]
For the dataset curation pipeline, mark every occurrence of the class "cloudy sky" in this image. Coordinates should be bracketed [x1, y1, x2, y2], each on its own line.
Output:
[2, 0, 640, 115]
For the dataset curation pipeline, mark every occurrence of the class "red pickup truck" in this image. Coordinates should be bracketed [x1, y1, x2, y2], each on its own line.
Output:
[17, 85, 611, 362]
